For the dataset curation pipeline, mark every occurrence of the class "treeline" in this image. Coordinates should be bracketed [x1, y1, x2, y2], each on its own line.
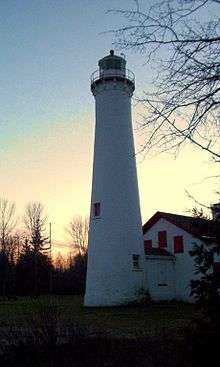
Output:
[0, 249, 87, 297]
[0, 198, 87, 297]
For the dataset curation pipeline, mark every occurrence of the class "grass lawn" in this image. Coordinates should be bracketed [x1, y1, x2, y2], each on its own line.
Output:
[0, 295, 200, 339]
[0, 296, 218, 367]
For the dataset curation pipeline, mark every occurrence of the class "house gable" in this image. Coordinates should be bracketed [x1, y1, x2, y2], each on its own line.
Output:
[143, 211, 220, 245]
[143, 217, 197, 256]
[143, 211, 200, 239]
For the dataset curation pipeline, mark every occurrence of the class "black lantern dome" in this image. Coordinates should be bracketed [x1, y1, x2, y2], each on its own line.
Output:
[90, 50, 135, 93]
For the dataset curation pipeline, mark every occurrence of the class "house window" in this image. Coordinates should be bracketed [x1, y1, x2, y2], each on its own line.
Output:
[174, 236, 184, 253]
[132, 254, 140, 269]
[144, 240, 152, 252]
[158, 231, 167, 248]
[93, 202, 101, 217]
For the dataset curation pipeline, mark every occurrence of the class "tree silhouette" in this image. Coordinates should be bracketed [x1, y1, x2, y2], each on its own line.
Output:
[66, 215, 88, 257]
[0, 198, 17, 296]
[24, 202, 51, 295]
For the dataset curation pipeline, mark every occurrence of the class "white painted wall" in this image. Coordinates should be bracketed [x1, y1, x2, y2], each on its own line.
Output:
[145, 256, 175, 301]
[143, 218, 202, 302]
[84, 61, 145, 306]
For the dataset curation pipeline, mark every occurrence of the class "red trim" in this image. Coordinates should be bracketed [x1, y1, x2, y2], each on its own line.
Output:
[143, 212, 162, 234]
[174, 236, 184, 253]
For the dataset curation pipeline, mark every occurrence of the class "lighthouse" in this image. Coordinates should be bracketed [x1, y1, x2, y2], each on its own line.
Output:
[84, 50, 145, 307]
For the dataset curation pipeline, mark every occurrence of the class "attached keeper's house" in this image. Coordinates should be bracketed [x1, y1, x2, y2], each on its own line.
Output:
[142, 205, 220, 302]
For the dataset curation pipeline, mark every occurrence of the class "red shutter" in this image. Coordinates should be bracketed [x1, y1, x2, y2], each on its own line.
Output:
[158, 231, 167, 248]
[174, 236, 184, 253]
[144, 240, 152, 252]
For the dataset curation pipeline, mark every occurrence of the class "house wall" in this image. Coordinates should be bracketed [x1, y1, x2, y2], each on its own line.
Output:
[143, 218, 203, 302]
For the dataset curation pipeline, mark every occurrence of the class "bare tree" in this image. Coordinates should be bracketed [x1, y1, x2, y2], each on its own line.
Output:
[66, 215, 89, 256]
[0, 198, 16, 253]
[112, 0, 220, 159]
[8, 231, 26, 263]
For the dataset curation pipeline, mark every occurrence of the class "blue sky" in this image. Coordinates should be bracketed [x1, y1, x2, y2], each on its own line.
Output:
[1, 1, 118, 141]
[0, 0, 219, 250]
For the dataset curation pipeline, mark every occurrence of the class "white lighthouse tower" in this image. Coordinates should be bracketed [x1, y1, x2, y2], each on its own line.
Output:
[84, 50, 145, 307]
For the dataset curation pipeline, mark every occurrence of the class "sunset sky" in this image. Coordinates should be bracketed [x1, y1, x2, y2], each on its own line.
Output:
[1, 0, 219, 253]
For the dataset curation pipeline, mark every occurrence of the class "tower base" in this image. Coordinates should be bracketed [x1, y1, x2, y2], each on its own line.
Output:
[84, 282, 146, 307]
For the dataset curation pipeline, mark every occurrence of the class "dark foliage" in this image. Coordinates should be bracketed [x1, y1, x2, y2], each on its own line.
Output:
[0, 246, 87, 297]
[0, 328, 219, 367]
[190, 243, 220, 326]
[183, 318, 220, 367]
[16, 250, 52, 296]
[53, 253, 87, 296]
[0, 250, 12, 296]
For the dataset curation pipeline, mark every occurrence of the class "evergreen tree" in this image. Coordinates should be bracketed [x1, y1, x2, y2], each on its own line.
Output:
[190, 243, 220, 327]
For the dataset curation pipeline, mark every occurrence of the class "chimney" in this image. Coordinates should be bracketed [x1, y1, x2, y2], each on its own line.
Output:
[211, 203, 220, 221]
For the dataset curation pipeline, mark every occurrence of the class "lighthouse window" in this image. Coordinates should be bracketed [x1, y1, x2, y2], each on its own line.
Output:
[105, 58, 122, 70]
[93, 202, 101, 217]
[132, 254, 140, 269]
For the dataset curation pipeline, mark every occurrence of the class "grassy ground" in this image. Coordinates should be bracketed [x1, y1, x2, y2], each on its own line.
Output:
[0, 295, 199, 338]
[0, 296, 218, 366]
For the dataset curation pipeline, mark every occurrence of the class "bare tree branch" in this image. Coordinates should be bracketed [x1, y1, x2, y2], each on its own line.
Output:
[111, 0, 220, 159]
[185, 190, 211, 209]
[0, 198, 17, 253]
[66, 215, 88, 256]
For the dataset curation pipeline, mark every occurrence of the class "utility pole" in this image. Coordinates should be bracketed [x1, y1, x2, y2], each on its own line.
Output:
[49, 222, 53, 294]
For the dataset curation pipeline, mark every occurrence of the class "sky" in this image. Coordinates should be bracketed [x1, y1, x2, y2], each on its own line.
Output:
[0, 0, 219, 254]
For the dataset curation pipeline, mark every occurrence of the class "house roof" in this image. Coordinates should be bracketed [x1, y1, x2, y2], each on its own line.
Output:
[145, 248, 174, 257]
[143, 211, 220, 244]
